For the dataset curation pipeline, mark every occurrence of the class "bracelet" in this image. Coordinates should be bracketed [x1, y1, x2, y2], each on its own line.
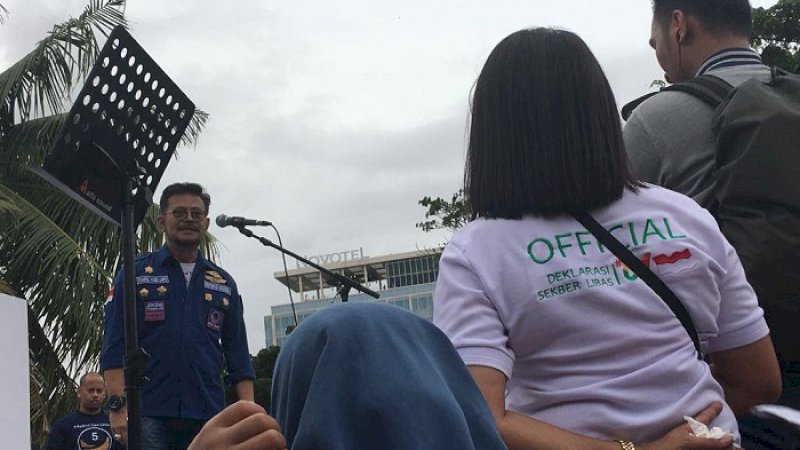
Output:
[615, 440, 636, 450]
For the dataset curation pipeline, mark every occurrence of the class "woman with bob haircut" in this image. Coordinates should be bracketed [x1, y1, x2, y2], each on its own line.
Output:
[433, 28, 781, 450]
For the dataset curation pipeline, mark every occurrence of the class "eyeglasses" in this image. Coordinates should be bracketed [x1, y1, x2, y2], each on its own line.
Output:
[164, 208, 207, 221]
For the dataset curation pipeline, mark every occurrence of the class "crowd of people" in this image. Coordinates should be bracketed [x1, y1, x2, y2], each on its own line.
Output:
[43, 1, 798, 449]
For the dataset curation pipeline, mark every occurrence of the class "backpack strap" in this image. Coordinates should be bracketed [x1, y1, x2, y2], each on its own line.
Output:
[772, 66, 791, 77]
[621, 75, 735, 120]
[621, 92, 659, 121]
[662, 75, 734, 109]
[572, 210, 703, 359]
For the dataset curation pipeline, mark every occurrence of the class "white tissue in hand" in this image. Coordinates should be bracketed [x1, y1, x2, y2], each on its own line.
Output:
[683, 416, 734, 439]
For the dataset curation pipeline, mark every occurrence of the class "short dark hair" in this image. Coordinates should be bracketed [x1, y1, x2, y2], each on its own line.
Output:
[78, 372, 102, 386]
[466, 28, 636, 219]
[652, 0, 752, 36]
[159, 182, 211, 212]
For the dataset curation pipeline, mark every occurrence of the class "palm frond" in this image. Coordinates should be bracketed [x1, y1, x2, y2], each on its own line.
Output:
[29, 309, 78, 448]
[0, 187, 19, 247]
[0, 183, 112, 373]
[0, 114, 66, 178]
[29, 354, 49, 446]
[181, 109, 209, 147]
[0, 277, 14, 295]
[0, 4, 9, 25]
[0, 182, 19, 213]
[138, 202, 164, 253]
[0, 0, 126, 125]
[202, 231, 221, 261]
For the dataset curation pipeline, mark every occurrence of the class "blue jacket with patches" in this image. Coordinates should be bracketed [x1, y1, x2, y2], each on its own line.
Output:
[100, 245, 255, 420]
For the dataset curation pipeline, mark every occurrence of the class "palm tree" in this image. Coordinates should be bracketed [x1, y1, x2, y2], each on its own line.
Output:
[0, 0, 212, 445]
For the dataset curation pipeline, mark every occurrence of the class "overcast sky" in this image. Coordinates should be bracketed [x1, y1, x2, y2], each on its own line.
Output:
[1, 0, 778, 352]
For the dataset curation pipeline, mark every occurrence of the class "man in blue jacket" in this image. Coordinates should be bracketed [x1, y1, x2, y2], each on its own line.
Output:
[100, 182, 255, 450]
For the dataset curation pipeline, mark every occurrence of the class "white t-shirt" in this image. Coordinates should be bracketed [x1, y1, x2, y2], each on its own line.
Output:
[433, 185, 768, 443]
[180, 262, 196, 286]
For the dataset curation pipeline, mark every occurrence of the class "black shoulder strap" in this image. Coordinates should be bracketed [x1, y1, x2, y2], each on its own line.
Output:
[571, 211, 702, 359]
[772, 66, 791, 77]
[621, 92, 659, 121]
[662, 75, 734, 109]
[621, 75, 735, 120]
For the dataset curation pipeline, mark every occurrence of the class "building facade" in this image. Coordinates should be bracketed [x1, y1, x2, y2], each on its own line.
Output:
[264, 248, 441, 347]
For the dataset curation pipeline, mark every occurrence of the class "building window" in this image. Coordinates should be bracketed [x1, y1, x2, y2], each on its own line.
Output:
[389, 298, 410, 310]
[412, 294, 433, 320]
[264, 319, 274, 347]
[386, 254, 440, 289]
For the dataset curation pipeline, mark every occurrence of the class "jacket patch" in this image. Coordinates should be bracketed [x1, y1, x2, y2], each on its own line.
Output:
[144, 300, 166, 322]
[137, 275, 170, 285]
[204, 280, 232, 295]
[205, 270, 227, 284]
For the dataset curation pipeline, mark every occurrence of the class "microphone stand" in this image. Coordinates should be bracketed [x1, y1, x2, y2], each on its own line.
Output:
[234, 226, 379, 302]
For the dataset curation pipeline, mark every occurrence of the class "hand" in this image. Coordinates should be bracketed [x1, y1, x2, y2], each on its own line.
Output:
[109, 407, 128, 446]
[188, 400, 287, 450]
[641, 402, 735, 450]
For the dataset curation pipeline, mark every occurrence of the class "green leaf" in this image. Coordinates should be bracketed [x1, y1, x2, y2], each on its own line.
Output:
[751, 0, 800, 72]
[416, 189, 470, 233]
[0, 0, 127, 125]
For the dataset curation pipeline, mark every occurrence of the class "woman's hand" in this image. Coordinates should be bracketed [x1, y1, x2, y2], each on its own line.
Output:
[188, 400, 287, 450]
[641, 403, 735, 450]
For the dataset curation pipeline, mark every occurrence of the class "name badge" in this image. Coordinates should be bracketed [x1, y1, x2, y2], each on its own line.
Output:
[137, 275, 170, 285]
[144, 300, 166, 322]
[203, 280, 232, 295]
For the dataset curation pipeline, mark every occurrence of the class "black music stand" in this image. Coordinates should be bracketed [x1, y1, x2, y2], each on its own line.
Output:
[30, 25, 196, 450]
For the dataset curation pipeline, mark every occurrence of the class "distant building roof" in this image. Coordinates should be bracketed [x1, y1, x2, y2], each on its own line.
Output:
[273, 248, 441, 293]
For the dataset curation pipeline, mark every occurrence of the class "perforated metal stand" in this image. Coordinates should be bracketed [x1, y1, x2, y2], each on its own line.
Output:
[33, 25, 196, 226]
[31, 25, 197, 450]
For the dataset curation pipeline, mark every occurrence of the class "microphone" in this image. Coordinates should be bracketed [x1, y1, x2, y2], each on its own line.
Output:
[215, 214, 272, 228]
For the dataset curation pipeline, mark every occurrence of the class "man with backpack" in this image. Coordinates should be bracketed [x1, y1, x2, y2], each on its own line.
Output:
[623, 1, 800, 447]
[624, 0, 769, 207]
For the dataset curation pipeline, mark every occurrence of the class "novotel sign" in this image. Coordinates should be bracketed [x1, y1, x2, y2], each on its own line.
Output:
[296, 247, 367, 269]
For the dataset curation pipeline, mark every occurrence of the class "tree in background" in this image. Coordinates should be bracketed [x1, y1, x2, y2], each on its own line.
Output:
[0, 0, 210, 445]
[752, 0, 800, 72]
[253, 346, 281, 411]
[415, 189, 469, 234]
[225, 346, 281, 412]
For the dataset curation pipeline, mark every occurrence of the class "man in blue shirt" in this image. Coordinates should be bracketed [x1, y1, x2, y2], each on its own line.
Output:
[46, 372, 122, 450]
[100, 182, 255, 450]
